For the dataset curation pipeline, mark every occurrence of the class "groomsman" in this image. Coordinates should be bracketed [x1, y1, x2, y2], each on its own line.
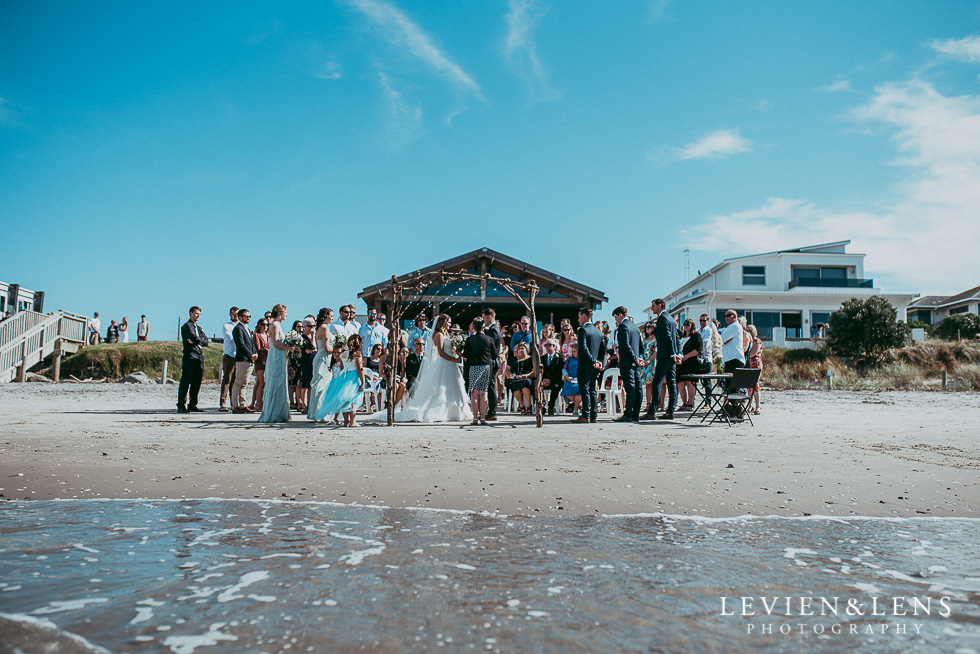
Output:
[573, 307, 605, 424]
[231, 308, 257, 413]
[482, 308, 502, 421]
[177, 306, 209, 413]
[219, 306, 238, 411]
[613, 306, 643, 422]
[643, 299, 681, 420]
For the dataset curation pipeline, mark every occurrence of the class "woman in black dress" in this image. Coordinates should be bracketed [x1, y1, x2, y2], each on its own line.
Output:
[676, 318, 703, 411]
[463, 317, 496, 425]
[506, 342, 535, 415]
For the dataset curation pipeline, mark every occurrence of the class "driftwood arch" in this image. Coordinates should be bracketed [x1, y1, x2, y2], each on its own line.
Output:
[382, 269, 545, 427]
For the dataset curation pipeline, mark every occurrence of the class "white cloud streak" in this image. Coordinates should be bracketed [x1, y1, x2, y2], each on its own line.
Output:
[929, 34, 980, 64]
[347, 0, 483, 101]
[377, 70, 423, 145]
[504, 0, 561, 103]
[673, 129, 752, 160]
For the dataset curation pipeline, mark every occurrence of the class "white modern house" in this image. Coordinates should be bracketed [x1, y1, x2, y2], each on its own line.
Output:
[906, 286, 980, 325]
[1, 281, 44, 317]
[647, 241, 918, 347]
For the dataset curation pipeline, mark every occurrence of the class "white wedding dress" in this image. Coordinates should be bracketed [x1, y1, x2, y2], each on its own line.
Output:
[366, 333, 472, 423]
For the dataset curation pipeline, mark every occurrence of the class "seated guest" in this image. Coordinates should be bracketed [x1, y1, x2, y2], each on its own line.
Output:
[561, 343, 581, 416]
[559, 319, 577, 360]
[505, 342, 534, 415]
[405, 337, 424, 396]
[393, 346, 409, 406]
[540, 338, 564, 416]
[539, 323, 556, 354]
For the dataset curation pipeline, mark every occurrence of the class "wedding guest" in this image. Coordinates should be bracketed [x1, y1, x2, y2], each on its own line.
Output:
[510, 316, 533, 354]
[333, 305, 360, 339]
[721, 310, 745, 376]
[539, 323, 556, 354]
[574, 307, 605, 424]
[298, 318, 317, 412]
[250, 318, 270, 412]
[482, 308, 502, 422]
[136, 315, 150, 341]
[746, 324, 763, 414]
[359, 308, 389, 357]
[392, 345, 410, 406]
[177, 306, 208, 414]
[106, 320, 119, 343]
[407, 315, 432, 349]
[287, 320, 303, 410]
[601, 321, 615, 357]
[506, 342, 535, 415]
[738, 315, 752, 358]
[316, 334, 366, 428]
[541, 338, 564, 416]
[405, 338, 424, 397]
[259, 304, 295, 423]
[559, 319, 577, 360]
[463, 316, 495, 425]
[640, 321, 659, 411]
[613, 306, 643, 422]
[89, 313, 102, 345]
[561, 343, 581, 417]
[119, 317, 129, 343]
[676, 318, 703, 411]
[642, 299, 681, 420]
[711, 319, 724, 372]
[307, 308, 335, 421]
[697, 314, 714, 372]
[219, 306, 239, 412]
[364, 343, 384, 413]
[264, 311, 272, 322]
[230, 308, 257, 413]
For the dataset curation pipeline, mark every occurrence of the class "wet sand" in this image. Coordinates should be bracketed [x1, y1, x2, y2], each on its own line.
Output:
[1, 383, 977, 517]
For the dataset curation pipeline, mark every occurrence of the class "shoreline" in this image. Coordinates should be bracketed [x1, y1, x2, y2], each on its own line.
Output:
[1, 383, 977, 519]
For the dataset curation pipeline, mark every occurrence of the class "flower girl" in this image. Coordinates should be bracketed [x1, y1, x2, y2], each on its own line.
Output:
[315, 334, 366, 427]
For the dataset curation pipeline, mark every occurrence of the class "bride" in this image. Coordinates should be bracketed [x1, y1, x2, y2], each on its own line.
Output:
[367, 314, 472, 423]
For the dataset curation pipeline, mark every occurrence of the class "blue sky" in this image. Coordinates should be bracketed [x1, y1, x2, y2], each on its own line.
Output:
[2, 0, 979, 336]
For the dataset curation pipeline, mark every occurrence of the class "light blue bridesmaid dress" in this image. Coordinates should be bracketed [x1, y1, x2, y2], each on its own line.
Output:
[258, 326, 290, 423]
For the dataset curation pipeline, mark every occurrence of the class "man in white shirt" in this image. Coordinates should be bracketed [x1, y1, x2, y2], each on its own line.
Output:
[720, 309, 745, 376]
[89, 313, 102, 345]
[333, 305, 361, 340]
[220, 306, 239, 412]
[697, 314, 713, 370]
[137, 315, 150, 341]
[358, 308, 389, 356]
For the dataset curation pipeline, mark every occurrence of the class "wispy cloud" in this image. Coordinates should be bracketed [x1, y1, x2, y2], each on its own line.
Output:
[504, 0, 561, 103]
[347, 0, 483, 101]
[682, 70, 980, 294]
[816, 77, 854, 93]
[929, 34, 980, 63]
[648, 0, 673, 23]
[671, 129, 752, 161]
[313, 61, 343, 80]
[377, 70, 423, 145]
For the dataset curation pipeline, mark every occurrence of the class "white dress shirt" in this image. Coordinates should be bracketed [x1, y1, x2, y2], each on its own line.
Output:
[721, 322, 744, 364]
[222, 321, 237, 357]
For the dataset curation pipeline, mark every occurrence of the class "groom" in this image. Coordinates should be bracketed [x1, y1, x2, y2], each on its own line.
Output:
[482, 308, 502, 421]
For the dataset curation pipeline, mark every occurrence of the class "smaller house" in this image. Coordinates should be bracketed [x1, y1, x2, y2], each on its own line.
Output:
[0, 281, 44, 317]
[907, 286, 980, 325]
[649, 241, 918, 347]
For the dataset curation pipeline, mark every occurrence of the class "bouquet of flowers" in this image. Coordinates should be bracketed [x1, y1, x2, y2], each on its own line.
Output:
[283, 331, 305, 352]
[333, 332, 348, 348]
[451, 333, 467, 355]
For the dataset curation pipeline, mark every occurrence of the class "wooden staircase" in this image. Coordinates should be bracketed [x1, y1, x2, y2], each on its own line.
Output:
[0, 310, 89, 383]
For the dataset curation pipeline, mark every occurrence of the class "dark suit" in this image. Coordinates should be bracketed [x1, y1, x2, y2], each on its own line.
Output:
[405, 352, 422, 396]
[646, 311, 681, 417]
[616, 317, 643, 420]
[540, 350, 564, 413]
[577, 321, 605, 420]
[484, 322, 502, 418]
[178, 319, 209, 410]
[233, 323, 255, 362]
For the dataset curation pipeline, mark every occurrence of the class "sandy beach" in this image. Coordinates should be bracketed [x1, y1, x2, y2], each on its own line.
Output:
[1, 383, 977, 518]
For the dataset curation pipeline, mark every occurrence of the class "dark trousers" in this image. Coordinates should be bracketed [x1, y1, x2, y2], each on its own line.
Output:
[579, 369, 599, 420]
[486, 367, 498, 417]
[621, 363, 642, 420]
[724, 358, 744, 391]
[178, 358, 204, 409]
[648, 358, 677, 415]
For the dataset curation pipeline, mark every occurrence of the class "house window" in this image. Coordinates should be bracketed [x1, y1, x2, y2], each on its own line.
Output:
[742, 266, 766, 286]
[811, 312, 831, 337]
[950, 306, 968, 315]
[912, 310, 932, 325]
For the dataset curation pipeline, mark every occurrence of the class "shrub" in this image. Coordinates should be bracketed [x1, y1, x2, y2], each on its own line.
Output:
[826, 296, 910, 367]
[932, 312, 980, 341]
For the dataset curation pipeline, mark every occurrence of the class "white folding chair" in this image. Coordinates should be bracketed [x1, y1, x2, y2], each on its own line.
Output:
[362, 370, 384, 412]
[598, 368, 623, 418]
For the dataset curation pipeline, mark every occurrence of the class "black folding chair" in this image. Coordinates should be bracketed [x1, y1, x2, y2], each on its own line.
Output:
[715, 368, 762, 426]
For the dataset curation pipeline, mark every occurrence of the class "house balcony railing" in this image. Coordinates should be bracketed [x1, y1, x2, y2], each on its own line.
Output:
[787, 278, 874, 290]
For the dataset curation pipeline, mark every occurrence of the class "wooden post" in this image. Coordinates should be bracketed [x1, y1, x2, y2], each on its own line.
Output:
[52, 348, 62, 383]
[529, 283, 543, 428]
[942, 369, 948, 391]
[162, 360, 169, 385]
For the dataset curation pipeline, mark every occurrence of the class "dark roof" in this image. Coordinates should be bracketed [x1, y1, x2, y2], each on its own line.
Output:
[359, 247, 608, 303]
[909, 285, 980, 309]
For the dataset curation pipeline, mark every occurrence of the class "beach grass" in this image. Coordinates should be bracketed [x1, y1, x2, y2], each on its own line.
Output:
[55, 341, 225, 381]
